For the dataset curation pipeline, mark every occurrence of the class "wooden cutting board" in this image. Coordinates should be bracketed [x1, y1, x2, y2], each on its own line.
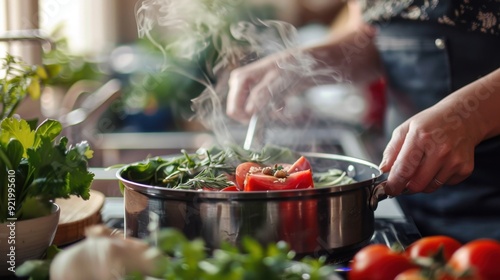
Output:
[53, 189, 106, 246]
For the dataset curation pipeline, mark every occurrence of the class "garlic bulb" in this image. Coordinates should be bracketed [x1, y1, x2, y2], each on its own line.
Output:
[50, 225, 163, 280]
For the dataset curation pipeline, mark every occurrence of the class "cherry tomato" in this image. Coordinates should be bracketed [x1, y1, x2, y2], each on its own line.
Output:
[395, 268, 454, 280]
[349, 244, 417, 280]
[235, 162, 262, 190]
[395, 268, 427, 280]
[406, 236, 462, 261]
[244, 169, 314, 191]
[286, 156, 312, 173]
[447, 239, 500, 280]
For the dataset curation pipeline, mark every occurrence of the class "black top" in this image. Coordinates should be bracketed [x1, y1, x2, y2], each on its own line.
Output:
[360, 0, 500, 36]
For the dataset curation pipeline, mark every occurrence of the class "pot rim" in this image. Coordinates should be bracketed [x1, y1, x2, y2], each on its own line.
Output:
[116, 152, 383, 200]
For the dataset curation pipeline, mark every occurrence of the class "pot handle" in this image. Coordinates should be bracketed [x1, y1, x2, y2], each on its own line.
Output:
[369, 180, 388, 211]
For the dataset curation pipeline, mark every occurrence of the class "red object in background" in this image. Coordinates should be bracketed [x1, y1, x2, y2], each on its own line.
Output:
[364, 78, 386, 128]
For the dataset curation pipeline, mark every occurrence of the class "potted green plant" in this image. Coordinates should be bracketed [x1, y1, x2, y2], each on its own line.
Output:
[0, 54, 94, 275]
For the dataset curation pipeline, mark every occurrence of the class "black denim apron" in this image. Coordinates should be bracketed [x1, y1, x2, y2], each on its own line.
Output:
[374, 20, 500, 243]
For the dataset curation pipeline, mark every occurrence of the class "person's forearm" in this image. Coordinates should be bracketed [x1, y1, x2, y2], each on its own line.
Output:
[439, 68, 500, 143]
[306, 24, 384, 85]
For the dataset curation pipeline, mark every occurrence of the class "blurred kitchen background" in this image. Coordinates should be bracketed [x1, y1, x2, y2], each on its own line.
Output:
[0, 0, 388, 175]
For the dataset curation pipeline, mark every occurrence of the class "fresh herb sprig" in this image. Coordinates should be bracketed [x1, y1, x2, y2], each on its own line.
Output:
[120, 147, 237, 190]
[176, 168, 234, 190]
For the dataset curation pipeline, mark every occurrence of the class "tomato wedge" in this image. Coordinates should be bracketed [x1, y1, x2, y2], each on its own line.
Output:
[235, 162, 262, 190]
[286, 156, 312, 174]
[244, 169, 314, 191]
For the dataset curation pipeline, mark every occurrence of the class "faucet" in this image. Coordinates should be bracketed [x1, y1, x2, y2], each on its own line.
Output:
[0, 29, 56, 52]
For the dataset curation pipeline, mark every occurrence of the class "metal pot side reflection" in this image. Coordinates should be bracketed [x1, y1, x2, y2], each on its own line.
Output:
[118, 152, 385, 262]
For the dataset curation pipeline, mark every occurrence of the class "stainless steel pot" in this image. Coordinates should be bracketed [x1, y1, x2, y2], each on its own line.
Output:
[117, 152, 387, 263]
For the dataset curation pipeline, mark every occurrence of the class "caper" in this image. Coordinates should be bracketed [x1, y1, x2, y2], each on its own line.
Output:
[262, 167, 274, 176]
[274, 170, 288, 178]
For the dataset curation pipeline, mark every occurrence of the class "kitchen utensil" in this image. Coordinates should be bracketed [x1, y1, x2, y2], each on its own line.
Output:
[243, 114, 258, 150]
[243, 113, 265, 150]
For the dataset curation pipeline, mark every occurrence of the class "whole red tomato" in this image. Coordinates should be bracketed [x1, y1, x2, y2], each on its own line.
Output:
[349, 244, 417, 280]
[447, 239, 500, 280]
[395, 268, 429, 280]
[395, 268, 455, 280]
[406, 236, 462, 261]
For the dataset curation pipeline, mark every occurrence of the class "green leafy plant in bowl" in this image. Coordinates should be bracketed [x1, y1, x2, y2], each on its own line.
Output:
[0, 53, 94, 221]
[0, 54, 95, 275]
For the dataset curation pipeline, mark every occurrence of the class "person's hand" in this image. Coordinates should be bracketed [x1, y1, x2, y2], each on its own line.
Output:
[226, 50, 317, 124]
[226, 24, 381, 124]
[380, 68, 500, 196]
[379, 101, 481, 196]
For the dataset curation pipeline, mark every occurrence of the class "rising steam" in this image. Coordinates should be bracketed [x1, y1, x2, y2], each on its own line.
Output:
[135, 0, 341, 148]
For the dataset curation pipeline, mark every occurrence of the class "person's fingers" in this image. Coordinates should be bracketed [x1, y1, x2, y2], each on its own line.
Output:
[227, 69, 254, 123]
[379, 125, 408, 173]
[408, 160, 447, 193]
[435, 152, 474, 185]
[411, 135, 475, 193]
[244, 70, 280, 114]
[379, 125, 412, 196]
[422, 171, 447, 193]
[385, 129, 426, 196]
[404, 142, 451, 193]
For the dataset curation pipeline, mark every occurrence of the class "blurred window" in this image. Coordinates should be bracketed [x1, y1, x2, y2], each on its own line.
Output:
[0, 2, 7, 60]
[40, 0, 117, 56]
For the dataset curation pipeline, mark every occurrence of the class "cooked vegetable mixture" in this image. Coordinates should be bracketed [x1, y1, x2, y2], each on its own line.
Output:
[118, 145, 356, 191]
